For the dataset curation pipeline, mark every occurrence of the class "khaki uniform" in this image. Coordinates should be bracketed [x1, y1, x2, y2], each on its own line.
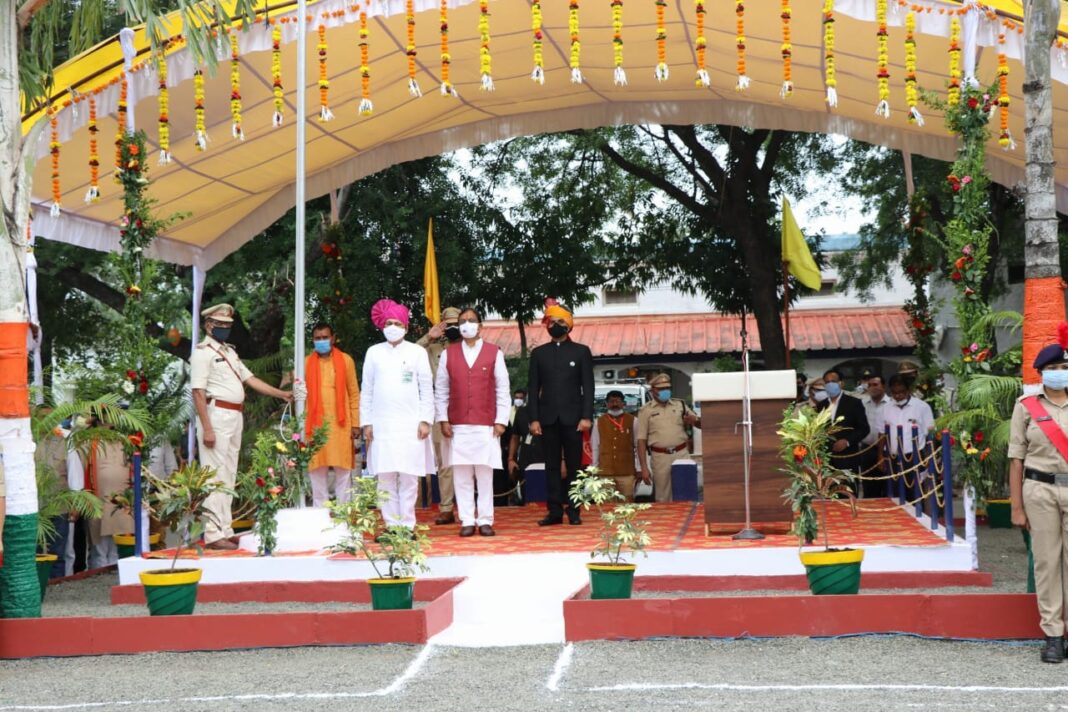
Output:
[418, 333, 454, 512]
[35, 433, 69, 492]
[637, 399, 694, 502]
[88, 441, 134, 541]
[1008, 392, 1068, 638]
[593, 413, 637, 500]
[190, 335, 252, 544]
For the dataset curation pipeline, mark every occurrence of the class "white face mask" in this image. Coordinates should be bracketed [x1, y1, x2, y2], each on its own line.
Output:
[812, 390, 829, 403]
[607, 408, 625, 416]
[383, 325, 406, 343]
[459, 322, 479, 339]
[894, 397, 910, 407]
[513, 398, 525, 407]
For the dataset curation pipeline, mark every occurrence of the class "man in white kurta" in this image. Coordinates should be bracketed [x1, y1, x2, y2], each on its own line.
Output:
[361, 300, 435, 529]
[435, 311, 511, 537]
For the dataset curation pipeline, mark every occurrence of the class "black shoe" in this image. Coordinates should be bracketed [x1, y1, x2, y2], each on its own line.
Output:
[567, 511, 582, 526]
[1041, 636, 1065, 663]
[538, 516, 563, 526]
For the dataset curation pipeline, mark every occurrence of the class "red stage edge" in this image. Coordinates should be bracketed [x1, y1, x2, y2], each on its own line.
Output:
[0, 578, 462, 659]
[564, 574, 1040, 642]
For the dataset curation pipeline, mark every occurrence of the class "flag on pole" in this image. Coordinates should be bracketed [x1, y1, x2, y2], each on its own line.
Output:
[781, 197, 822, 291]
[423, 218, 441, 325]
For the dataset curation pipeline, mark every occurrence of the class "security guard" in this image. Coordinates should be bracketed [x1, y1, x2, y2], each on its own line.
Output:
[1009, 339, 1068, 663]
[637, 373, 700, 502]
[417, 306, 462, 525]
[191, 304, 291, 550]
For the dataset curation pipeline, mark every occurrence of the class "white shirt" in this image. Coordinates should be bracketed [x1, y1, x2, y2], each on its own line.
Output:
[434, 339, 511, 468]
[862, 395, 890, 446]
[360, 339, 436, 476]
[882, 396, 935, 456]
[147, 444, 179, 478]
[66, 449, 84, 491]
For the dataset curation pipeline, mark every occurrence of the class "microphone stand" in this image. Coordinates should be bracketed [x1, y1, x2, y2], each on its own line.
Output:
[733, 308, 764, 541]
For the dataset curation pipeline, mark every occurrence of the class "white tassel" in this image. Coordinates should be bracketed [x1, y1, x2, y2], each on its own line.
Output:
[196, 130, 209, 151]
[1002, 131, 1016, 151]
[696, 69, 710, 88]
[736, 75, 750, 91]
[319, 106, 334, 122]
[158, 150, 171, 166]
[908, 106, 925, 126]
[232, 124, 246, 139]
[440, 82, 458, 97]
[571, 67, 583, 84]
[614, 66, 628, 86]
[780, 81, 793, 98]
[826, 86, 838, 107]
[273, 111, 284, 127]
[358, 98, 373, 115]
[84, 187, 99, 204]
[408, 78, 422, 97]
[531, 66, 544, 84]
[50, 202, 60, 218]
[875, 100, 890, 118]
[481, 74, 495, 91]
[655, 63, 669, 82]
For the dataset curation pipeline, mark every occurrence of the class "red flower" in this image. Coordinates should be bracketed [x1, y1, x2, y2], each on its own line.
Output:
[793, 445, 808, 463]
[126, 370, 137, 380]
[912, 318, 925, 330]
[954, 256, 967, 270]
[967, 96, 979, 109]
[950, 436, 957, 446]
[138, 380, 149, 394]
[979, 447, 991, 462]
[974, 431, 984, 443]
[256, 477, 266, 487]
[951, 271, 963, 282]
[128, 432, 143, 447]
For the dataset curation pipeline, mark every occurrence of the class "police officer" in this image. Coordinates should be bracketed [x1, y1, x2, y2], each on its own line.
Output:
[1009, 339, 1068, 663]
[418, 306, 462, 524]
[191, 304, 291, 550]
[637, 373, 700, 503]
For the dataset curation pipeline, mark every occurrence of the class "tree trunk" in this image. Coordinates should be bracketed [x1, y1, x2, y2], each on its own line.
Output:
[517, 314, 528, 359]
[729, 199, 788, 369]
[1022, 0, 1064, 385]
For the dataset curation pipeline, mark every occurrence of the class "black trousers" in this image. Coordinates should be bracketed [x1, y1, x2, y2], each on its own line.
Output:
[541, 421, 583, 518]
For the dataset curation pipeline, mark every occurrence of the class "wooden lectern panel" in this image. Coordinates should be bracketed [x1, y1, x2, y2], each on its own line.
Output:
[701, 398, 793, 525]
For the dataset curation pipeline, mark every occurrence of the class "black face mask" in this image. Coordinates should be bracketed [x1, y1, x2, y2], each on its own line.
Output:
[210, 326, 232, 342]
[444, 325, 461, 342]
[548, 323, 569, 339]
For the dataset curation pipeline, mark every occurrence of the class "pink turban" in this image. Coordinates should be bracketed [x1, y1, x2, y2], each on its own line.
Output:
[370, 299, 410, 329]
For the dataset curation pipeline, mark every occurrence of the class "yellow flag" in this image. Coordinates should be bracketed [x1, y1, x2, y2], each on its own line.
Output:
[781, 197, 822, 291]
[423, 218, 441, 325]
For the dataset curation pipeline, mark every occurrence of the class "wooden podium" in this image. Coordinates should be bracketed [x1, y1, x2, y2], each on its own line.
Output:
[692, 371, 796, 532]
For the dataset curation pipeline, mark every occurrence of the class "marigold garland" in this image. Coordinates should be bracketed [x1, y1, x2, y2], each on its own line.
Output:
[49, 108, 61, 217]
[479, 0, 493, 90]
[531, 0, 544, 83]
[904, 10, 923, 125]
[780, 0, 792, 98]
[406, 0, 422, 96]
[317, 25, 335, 120]
[194, 68, 207, 150]
[157, 55, 171, 164]
[735, 0, 748, 90]
[822, 0, 836, 106]
[694, 0, 707, 87]
[874, 0, 890, 117]
[85, 97, 100, 204]
[359, 11, 373, 114]
[654, 0, 668, 81]
[439, 0, 457, 96]
[997, 32, 1013, 149]
[230, 32, 245, 138]
[115, 74, 128, 178]
[568, 0, 582, 84]
[611, 0, 626, 86]
[947, 16, 961, 107]
[272, 24, 284, 126]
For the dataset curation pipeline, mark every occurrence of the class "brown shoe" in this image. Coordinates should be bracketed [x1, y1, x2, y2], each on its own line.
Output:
[205, 539, 238, 550]
[459, 525, 476, 537]
[435, 511, 456, 525]
[478, 525, 496, 537]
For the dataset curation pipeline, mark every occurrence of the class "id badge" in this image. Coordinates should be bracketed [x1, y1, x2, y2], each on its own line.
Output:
[524, 434, 532, 445]
[402, 369, 414, 384]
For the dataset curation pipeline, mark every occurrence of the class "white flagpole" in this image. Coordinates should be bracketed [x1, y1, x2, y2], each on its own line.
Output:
[294, 0, 307, 417]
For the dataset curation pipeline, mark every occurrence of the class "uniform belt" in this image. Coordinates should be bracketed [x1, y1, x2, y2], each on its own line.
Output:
[1025, 468, 1068, 486]
[208, 398, 244, 412]
[650, 442, 688, 455]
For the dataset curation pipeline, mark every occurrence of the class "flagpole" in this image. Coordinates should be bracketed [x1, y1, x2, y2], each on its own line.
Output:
[782, 260, 792, 369]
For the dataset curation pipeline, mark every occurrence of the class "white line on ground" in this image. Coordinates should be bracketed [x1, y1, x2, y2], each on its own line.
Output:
[0, 645, 436, 711]
[587, 682, 1068, 694]
[545, 643, 575, 692]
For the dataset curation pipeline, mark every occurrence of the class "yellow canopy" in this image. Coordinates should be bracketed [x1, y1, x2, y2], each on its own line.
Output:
[23, 0, 1068, 269]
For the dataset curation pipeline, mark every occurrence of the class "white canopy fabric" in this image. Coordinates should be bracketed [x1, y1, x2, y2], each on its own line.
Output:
[22, 0, 1068, 269]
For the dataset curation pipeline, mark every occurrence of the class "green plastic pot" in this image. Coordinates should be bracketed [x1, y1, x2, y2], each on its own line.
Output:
[139, 568, 202, 615]
[800, 549, 864, 595]
[587, 563, 637, 600]
[35, 554, 57, 601]
[986, 499, 1012, 529]
[368, 577, 415, 610]
[114, 533, 161, 559]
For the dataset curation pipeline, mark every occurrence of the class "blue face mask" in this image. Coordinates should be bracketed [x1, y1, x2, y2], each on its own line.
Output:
[824, 382, 842, 398]
[1042, 369, 1068, 390]
[313, 339, 332, 355]
[656, 389, 672, 403]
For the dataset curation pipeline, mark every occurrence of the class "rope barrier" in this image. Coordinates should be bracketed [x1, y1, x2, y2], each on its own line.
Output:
[832, 481, 943, 512]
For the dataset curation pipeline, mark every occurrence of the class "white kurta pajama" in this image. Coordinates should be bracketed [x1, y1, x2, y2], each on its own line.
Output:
[435, 339, 511, 527]
[360, 339, 435, 528]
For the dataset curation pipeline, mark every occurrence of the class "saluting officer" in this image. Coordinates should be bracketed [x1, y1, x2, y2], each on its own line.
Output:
[637, 373, 700, 503]
[191, 304, 291, 550]
[1009, 336, 1068, 663]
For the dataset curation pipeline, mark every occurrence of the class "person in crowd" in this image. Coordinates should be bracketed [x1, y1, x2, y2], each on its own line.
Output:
[816, 369, 871, 475]
[882, 374, 935, 458]
[191, 303, 292, 550]
[897, 360, 921, 390]
[1009, 337, 1068, 663]
[145, 436, 180, 549]
[507, 391, 543, 504]
[859, 373, 890, 497]
[84, 423, 131, 568]
[435, 308, 510, 537]
[305, 322, 361, 507]
[361, 299, 435, 532]
[637, 373, 700, 503]
[418, 306, 463, 525]
[591, 390, 639, 500]
[527, 299, 594, 526]
[494, 388, 527, 507]
[34, 410, 83, 576]
[795, 372, 809, 404]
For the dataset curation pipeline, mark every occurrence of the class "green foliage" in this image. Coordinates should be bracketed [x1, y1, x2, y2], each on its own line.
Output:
[35, 464, 103, 552]
[328, 478, 431, 579]
[145, 462, 231, 570]
[33, 395, 153, 461]
[569, 468, 652, 565]
[710, 355, 740, 373]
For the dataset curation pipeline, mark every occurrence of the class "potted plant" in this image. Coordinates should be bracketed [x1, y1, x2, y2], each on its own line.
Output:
[108, 479, 161, 558]
[138, 462, 231, 615]
[329, 478, 431, 610]
[568, 467, 652, 600]
[779, 404, 862, 595]
[34, 464, 102, 600]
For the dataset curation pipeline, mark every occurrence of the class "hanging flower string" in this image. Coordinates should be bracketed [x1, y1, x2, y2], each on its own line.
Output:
[531, 0, 544, 83]
[904, 10, 922, 125]
[272, 23, 284, 126]
[49, 108, 61, 217]
[694, 0, 707, 87]
[115, 73, 128, 178]
[874, 0, 890, 117]
[735, 0, 748, 90]
[317, 25, 335, 120]
[479, 0, 493, 90]
[997, 31, 1013, 149]
[194, 68, 207, 150]
[230, 32, 245, 138]
[612, 0, 625, 86]
[780, 0, 792, 98]
[440, 0, 457, 96]
[359, 10, 373, 114]
[654, 0, 668, 81]
[822, 0, 836, 106]
[407, 0, 422, 96]
[85, 97, 100, 204]
[947, 15, 961, 107]
[569, 0, 582, 83]
[157, 55, 171, 164]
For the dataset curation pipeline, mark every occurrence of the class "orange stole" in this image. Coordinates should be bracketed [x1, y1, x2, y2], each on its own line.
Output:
[305, 348, 348, 437]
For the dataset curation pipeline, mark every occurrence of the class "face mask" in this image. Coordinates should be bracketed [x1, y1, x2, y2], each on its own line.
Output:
[893, 397, 910, 407]
[513, 398, 525, 407]
[607, 408, 624, 416]
[548, 323, 569, 339]
[824, 382, 842, 399]
[1042, 370, 1068, 390]
[313, 339, 332, 355]
[210, 326, 231, 342]
[444, 325, 461, 342]
[383, 325, 406, 343]
[656, 389, 672, 403]
[812, 390, 829, 403]
[459, 322, 479, 339]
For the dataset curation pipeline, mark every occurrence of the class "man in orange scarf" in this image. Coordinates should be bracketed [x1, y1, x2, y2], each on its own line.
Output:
[305, 322, 361, 506]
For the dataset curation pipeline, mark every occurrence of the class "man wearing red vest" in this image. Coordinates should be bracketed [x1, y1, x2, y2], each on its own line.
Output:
[434, 308, 511, 537]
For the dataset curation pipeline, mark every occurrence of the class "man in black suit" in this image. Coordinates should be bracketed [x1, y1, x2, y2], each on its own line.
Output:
[815, 370, 871, 478]
[527, 302, 594, 526]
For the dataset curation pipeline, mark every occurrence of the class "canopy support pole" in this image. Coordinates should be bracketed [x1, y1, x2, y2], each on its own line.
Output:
[294, 0, 307, 417]
[188, 265, 205, 459]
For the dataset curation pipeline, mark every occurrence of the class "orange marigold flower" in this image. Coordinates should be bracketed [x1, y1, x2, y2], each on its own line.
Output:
[792, 445, 808, 462]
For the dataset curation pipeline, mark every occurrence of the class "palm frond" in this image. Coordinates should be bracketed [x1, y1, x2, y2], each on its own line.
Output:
[973, 310, 1024, 335]
[955, 374, 1022, 416]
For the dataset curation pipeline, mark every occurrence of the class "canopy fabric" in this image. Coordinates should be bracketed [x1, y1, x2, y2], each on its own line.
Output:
[23, 0, 1068, 269]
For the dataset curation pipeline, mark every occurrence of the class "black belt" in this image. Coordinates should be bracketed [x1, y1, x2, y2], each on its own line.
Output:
[1025, 468, 1068, 486]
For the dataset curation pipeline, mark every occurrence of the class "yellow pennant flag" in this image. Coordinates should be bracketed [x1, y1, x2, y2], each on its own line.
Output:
[781, 196, 822, 291]
[423, 218, 441, 325]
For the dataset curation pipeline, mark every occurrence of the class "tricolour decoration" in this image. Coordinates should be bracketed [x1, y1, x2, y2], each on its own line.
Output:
[272, 23, 284, 126]
[85, 97, 100, 204]
[359, 10, 373, 114]
[531, 0, 544, 83]
[875, 0, 890, 117]
[905, 10, 923, 125]
[407, 0, 422, 96]
[612, 0, 626, 86]
[194, 68, 207, 150]
[318, 25, 335, 120]
[230, 32, 245, 138]
[115, 73, 128, 178]
[49, 108, 60, 217]
[780, 0, 792, 98]
[157, 55, 171, 163]
[822, 0, 836, 106]
[997, 31, 1013, 149]
[694, 0, 707, 87]
[947, 15, 961, 107]
[569, 0, 582, 83]
[735, 0, 748, 90]
[479, 0, 493, 90]
[440, 0, 457, 96]
[654, 0, 668, 81]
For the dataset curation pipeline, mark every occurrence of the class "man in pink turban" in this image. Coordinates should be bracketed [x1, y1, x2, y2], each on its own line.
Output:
[361, 299, 434, 532]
